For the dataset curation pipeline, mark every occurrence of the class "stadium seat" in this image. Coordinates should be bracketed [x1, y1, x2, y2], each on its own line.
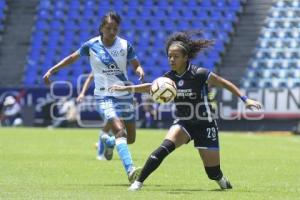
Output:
[242, 0, 300, 88]
[24, 0, 244, 86]
[0, 0, 7, 37]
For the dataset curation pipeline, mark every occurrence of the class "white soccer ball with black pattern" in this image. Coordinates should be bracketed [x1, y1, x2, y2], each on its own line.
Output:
[150, 77, 177, 104]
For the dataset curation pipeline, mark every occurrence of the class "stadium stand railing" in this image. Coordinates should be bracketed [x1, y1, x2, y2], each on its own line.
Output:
[242, 0, 300, 88]
[24, 0, 244, 86]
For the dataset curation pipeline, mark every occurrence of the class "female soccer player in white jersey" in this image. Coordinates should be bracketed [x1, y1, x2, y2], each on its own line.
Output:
[43, 11, 144, 183]
[76, 73, 138, 159]
[110, 31, 262, 191]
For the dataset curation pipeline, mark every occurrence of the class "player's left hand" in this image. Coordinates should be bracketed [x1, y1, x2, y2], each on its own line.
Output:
[245, 99, 262, 111]
[76, 93, 85, 103]
[136, 67, 145, 83]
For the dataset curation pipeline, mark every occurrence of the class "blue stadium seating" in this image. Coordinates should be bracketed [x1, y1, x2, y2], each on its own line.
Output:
[0, 0, 7, 35]
[242, 0, 300, 88]
[24, 0, 244, 86]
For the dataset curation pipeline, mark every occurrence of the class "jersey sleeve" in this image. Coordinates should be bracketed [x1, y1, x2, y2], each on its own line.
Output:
[78, 41, 90, 56]
[127, 42, 137, 61]
[163, 71, 175, 81]
[196, 67, 211, 84]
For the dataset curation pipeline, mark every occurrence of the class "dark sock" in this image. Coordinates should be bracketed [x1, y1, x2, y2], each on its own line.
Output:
[138, 139, 175, 182]
[205, 165, 223, 181]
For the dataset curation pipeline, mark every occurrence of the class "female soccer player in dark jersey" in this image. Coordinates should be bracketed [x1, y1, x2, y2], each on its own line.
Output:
[110, 31, 262, 191]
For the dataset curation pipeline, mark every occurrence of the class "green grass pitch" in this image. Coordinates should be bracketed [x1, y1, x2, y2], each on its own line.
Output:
[0, 127, 300, 200]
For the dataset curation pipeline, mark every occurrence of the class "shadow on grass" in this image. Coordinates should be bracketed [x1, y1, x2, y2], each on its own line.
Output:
[151, 188, 233, 194]
[101, 184, 164, 188]
[164, 188, 254, 194]
[102, 184, 130, 187]
[102, 184, 163, 187]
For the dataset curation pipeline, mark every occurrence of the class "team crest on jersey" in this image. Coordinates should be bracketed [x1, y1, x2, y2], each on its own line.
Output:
[120, 49, 126, 56]
[111, 50, 119, 57]
[111, 49, 126, 57]
[178, 80, 184, 87]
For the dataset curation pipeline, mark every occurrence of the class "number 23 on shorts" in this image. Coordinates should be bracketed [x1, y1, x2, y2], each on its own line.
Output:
[206, 127, 217, 141]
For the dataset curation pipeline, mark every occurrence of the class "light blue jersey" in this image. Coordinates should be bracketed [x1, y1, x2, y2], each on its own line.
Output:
[78, 36, 137, 97]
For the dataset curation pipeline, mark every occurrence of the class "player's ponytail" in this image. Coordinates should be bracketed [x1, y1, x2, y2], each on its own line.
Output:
[166, 31, 214, 59]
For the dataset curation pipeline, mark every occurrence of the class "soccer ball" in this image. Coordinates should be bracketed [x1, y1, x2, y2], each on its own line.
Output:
[150, 77, 177, 104]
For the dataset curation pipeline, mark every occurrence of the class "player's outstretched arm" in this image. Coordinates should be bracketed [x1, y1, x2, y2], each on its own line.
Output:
[109, 83, 151, 93]
[207, 72, 262, 110]
[43, 51, 80, 85]
[77, 73, 94, 103]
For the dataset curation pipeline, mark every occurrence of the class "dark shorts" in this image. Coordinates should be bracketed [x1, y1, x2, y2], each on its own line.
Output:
[172, 119, 219, 150]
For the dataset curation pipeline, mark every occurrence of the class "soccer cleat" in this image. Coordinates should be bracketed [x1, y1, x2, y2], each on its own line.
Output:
[104, 146, 114, 161]
[96, 155, 106, 160]
[128, 181, 143, 191]
[100, 135, 115, 161]
[95, 142, 106, 160]
[94, 141, 106, 160]
[128, 167, 142, 184]
[216, 176, 233, 190]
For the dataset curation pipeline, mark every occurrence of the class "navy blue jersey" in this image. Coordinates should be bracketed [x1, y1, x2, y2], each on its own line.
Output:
[164, 64, 214, 122]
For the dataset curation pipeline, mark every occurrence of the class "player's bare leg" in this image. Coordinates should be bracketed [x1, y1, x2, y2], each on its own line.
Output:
[96, 121, 135, 160]
[124, 122, 136, 144]
[110, 117, 140, 183]
[198, 149, 232, 189]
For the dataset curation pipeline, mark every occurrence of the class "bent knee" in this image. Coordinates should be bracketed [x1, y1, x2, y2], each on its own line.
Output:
[127, 137, 135, 144]
[127, 139, 135, 144]
[114, 128, 126, 138]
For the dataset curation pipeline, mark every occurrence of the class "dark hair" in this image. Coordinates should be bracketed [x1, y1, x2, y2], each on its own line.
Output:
[99, 11, 122, 34]
[166, 31, 214, 59]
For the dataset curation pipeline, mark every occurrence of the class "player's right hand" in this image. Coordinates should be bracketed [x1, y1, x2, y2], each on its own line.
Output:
[245, 99, 262, 111]
[43, 70, 52, 85]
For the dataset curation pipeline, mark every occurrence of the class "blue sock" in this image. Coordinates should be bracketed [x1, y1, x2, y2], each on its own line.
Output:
[98, 131, 108, 156]
[106, 136, 115, 147]
[116, 137, 133, 173]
